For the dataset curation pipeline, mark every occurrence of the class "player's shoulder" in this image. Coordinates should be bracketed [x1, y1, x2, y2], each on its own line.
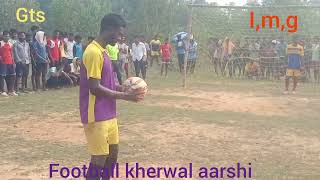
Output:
[83, 44, 103, 59]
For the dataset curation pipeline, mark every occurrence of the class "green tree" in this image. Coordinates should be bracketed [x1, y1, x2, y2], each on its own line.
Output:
[47, 0, 111, 36]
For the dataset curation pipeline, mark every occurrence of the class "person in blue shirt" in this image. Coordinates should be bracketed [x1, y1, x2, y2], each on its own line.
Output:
[73, 35, 83, 61]
[187, 38, 198, 74]
[33, 31, 49, 91]
[175, 34, 186, 73]
[284, 36, 304, 95]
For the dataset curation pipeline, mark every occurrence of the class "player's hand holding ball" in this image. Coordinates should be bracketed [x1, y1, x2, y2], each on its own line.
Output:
[122, 77, 148, 102]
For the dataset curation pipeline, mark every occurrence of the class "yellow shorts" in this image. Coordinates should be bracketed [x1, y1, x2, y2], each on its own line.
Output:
[151, 51, 160, 57]
[286, 69, 301, 77]
[83, 118, 119, 155]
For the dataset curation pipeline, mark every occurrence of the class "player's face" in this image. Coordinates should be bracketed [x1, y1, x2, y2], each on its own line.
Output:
[108, 27, 124, 46]
[18, 33, 26, 41]
[3, 34, 10, 42]
[12, 33, 18, 39]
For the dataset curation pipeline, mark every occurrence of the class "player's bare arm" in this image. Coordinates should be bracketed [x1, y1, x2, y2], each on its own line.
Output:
[88, 78, 144, 102]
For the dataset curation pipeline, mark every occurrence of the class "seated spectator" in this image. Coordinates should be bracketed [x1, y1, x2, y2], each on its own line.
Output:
[62, 59, 79, 86]
[46, 64, 73, 89]
[245, 60, 260, 79]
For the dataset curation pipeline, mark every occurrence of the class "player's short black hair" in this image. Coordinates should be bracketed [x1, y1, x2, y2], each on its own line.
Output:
[100, 13, 126, 33]
[88, 36, 94, 40]
[3, 31, 10, 36]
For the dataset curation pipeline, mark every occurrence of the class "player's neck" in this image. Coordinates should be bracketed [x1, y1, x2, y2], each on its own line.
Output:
[95, 36, 107, 48]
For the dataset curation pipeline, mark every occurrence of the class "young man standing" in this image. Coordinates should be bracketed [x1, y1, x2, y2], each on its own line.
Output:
[80, 14, 145, 180]
[29, 26, 40, 91]
[150, 34, 161, 67]
[106, 42, 122, 85]
[187, 38, 198, 74]
[13, 32, 31, 93]
[33, 31, 49, 91]
[48, 30, 61, 68]
[64, 33, 75, 64]
[118, 36, 129, 79]
[160, 38, 172, 77]
[73, 35, 83, 61]
[284, 37, 304, 95]
[9, 29, 18, 45]
[175, 34, 186, 73]
[0, 31, 17, 96]
[132, 36, 147, 79]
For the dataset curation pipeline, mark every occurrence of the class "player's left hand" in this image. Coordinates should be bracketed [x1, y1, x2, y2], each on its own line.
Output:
[127, 87, 147, 98]
[117, 85, 127, 92]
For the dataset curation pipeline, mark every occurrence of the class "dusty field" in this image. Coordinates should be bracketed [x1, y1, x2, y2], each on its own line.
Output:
[0, 74, 320, 180]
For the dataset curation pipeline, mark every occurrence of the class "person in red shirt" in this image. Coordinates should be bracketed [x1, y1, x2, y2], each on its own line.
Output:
[47, 30, 61, 68]
[160, 38, 172, 77]
[0, 31, 17, 96]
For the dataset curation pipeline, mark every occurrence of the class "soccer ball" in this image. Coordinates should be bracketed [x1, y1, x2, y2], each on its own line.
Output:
[123, 77, 148, 94]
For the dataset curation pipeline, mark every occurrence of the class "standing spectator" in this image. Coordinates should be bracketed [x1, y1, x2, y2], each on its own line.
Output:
[118, 36, 129, 79]
[107, 43, 122, 85]
[73, 35, 83, 61]
[283, 36, 304, 95]
[33, 31, 49, 91]
[64, 33, 75, 64]
[47, 30, 61, 68]
[141, 36, 150, 67]
[187, 38, 198, 74]
[132, 36, 147, 79]
[222, 37, 235, 77]
[209, 38, 221, 76]
[150, 34, 161, 67]
[9, 29, 18, 45]
[59, 34, 67, 64]
[13, 32, 30, 93]
[29, 26, 40, 91]
[0, 31, 17, 96]
[160, 38, 172, 77]
[175, 34, 186, 73]
[311, 36, 320, 82]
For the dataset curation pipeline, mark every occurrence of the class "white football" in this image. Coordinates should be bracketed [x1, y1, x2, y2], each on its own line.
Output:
[123, 77, 148, 94]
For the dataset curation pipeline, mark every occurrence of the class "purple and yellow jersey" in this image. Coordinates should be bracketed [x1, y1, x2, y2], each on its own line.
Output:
[79, 41, 116, 124]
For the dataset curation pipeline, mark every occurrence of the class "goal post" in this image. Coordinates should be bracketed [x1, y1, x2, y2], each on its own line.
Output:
[183, 4, 320, 93]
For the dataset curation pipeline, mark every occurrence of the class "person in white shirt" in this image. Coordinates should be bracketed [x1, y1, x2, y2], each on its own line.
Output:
[131, 36, 147, 79]
[64, 33, 75, 64]
[119, 37, 129, 79]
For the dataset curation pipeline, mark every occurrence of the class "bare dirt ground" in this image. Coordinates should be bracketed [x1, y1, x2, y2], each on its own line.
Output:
[0, 86, 319, 180]
[146, 88, 310, 117]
